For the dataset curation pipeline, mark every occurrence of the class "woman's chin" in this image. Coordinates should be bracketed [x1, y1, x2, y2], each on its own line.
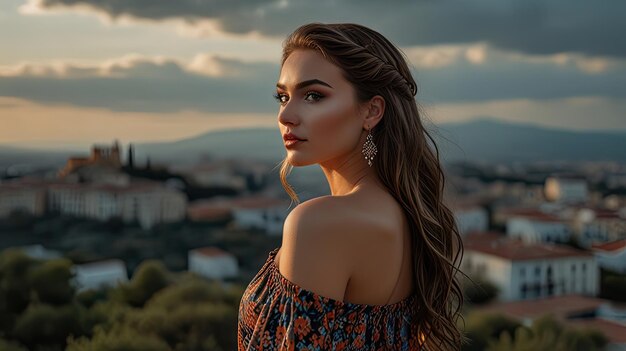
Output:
[287, 155, 314, 167]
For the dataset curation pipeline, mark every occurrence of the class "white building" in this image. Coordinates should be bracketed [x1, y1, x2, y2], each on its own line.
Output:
[452, 204, 489, 236]
[544, 176, 588, 204]
[47, 181, 187, 229]
[196, 195, 291, 235]
[506, 212, 571, 244]
[592, 239, 626, 274]
[71, 259, 128, 292]
[118, 184, 188, 229]
[572, 208, 626, 247]
[463, 232, 599, 301]
[188, 246, 239, 280]
[0, 183, 47, 217]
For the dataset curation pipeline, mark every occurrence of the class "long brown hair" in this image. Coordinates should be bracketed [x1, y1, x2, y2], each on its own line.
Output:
[277, 22, 467, 350]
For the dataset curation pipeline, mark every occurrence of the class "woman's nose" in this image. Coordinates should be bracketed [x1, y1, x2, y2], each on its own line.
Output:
[278, 103, 300, 127]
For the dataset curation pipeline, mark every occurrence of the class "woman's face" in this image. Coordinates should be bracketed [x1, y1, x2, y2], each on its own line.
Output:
[276, 49, 365, 167]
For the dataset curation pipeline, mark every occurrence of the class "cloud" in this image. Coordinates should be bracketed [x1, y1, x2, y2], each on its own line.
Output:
[1, 47, 625, 114]
[403, 43, 624, 74]
[0, 53, 280, 113]
[21, 0, 626, 58]
[410, 44, 626, 103]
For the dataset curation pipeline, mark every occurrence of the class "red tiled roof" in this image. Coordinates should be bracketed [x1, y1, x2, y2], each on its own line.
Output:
[227, 196, 289, 209]
[204, 195, 290, 209]
[187, 206, 231, 220]
[465, 231, 504, 241]
[475, 294, 607, 321]
[191, 246, 230, 258]
[592, 239, 626, 252]
[465, 233, 591, 261]
[594, 211, 622, 219]
[498, 207, 564, 222]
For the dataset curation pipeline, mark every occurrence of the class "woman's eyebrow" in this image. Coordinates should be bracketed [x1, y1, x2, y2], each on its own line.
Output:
[276, 79, 333, 91]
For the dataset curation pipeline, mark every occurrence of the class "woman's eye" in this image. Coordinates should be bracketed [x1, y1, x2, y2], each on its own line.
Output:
[273, 92, 287, 104]
[304, 91, 324, 102]
[273, 91, 324, 105]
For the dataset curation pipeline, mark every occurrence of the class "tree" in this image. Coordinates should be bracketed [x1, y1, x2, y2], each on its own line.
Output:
[12, 303, 84, 350]
[111, 260, 171, 307]
[462, 311, 521, 351]
[0, 249, 39, 333]
[28, 258, 76, 305]
[0, 338, 28, 351]
[486, 314, 607, 351]
[67, 325, 171, 351]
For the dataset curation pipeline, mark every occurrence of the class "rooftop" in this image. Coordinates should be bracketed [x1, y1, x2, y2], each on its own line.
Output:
[465, 232, 591, 261]
[592, 239, 626, 253]
[475, 294, 607, 321]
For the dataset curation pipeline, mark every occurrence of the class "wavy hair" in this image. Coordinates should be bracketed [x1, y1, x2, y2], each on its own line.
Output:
[276, 22, 467, 350]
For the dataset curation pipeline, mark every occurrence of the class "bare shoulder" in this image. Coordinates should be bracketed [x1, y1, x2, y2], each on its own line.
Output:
[277, 196, 352, 301]
[277, 195, 399, 302]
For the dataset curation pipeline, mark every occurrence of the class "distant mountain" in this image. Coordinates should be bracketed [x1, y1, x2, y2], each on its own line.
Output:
[131, 117, 626, 165]
[433, 116, 626, 163]
[132, 128, 285, 165]
[2, 117, 626, 172]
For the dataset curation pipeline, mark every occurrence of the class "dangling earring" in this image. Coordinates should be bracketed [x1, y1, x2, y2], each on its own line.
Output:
[362, 126, 377, 167]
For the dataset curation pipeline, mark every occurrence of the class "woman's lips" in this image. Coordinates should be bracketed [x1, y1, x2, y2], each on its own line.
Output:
[284, 139, 305, 148]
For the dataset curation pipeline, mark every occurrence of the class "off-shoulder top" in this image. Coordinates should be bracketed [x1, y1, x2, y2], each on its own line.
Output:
[238, 247, 424, 350]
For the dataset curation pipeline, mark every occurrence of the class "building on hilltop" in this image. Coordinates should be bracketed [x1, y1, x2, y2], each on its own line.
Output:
[58, 140, 123, 178]
[462, 232, 599, 301]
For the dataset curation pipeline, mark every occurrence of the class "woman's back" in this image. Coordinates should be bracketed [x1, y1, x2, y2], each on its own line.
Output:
[237, 193, 424, 350]
[336, 189, 415, 306]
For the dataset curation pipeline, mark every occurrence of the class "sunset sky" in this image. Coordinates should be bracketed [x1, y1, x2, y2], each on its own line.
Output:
[1, 0, 624, 150]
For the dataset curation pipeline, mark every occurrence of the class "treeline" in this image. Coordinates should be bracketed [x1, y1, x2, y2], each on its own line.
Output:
[0, 247, 611, 351]
[0, 248, 242, 351]
[461, 311, 607, 351]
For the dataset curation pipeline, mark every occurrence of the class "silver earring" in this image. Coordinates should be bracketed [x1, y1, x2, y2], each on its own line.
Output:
[362, 127, 377, 167]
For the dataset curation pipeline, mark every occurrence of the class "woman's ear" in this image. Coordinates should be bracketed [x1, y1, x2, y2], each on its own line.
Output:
[364, 95, 385, 129]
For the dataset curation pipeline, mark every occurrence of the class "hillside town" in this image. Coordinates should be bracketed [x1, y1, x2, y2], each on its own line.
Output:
[1, 140, 626, 349]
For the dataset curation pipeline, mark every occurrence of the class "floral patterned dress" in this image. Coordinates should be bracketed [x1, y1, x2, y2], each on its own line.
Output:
[238, 247, 425, 350]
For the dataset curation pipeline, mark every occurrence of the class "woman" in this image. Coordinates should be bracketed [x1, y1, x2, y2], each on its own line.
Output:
[238, 22, 466, 350]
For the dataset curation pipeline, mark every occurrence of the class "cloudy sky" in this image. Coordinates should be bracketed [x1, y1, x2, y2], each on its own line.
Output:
[1, 0, 624, 149]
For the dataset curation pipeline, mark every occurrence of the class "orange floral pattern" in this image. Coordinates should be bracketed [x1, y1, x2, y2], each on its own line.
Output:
[238, 247, 425, 350]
